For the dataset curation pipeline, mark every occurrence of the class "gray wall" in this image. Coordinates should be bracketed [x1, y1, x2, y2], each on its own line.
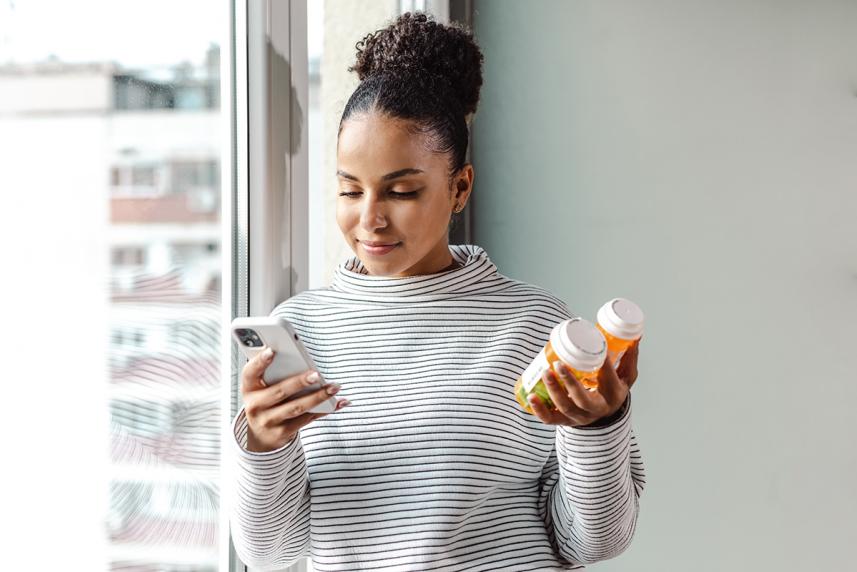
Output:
[472, 1, 857, 571]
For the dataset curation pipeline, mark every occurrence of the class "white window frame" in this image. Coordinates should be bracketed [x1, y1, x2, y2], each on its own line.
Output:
[221, 1, 309, 571]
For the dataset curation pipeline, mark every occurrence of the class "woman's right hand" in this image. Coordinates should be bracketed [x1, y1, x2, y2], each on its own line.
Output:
[241, 347, 350, 452]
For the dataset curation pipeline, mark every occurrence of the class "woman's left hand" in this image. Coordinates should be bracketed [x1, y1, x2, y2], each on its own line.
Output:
[528, 338, 640, 427]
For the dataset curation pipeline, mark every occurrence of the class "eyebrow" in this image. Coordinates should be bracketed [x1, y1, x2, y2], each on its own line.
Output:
[336, 168, 425, 182]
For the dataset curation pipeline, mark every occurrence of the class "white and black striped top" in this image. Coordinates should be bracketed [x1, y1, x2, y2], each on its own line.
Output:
[228, 244, 645, 571]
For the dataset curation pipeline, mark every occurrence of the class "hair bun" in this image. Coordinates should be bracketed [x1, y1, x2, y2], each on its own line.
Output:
[350, 12, 484, 117]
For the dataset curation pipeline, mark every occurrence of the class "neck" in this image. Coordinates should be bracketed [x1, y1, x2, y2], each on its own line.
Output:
[387, 241, 457, 277]
[439, 257, 461, 272]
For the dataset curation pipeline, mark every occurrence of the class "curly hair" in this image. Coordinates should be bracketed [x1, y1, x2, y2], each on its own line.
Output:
[339, 12, 484, 175]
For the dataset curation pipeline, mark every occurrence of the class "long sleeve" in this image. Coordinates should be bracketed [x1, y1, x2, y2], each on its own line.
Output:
[537, 396, 646, 566]
[219, 244, 648, 570]
[227, 407, 311, 570]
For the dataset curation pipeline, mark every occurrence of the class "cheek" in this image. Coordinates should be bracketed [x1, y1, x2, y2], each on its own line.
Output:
[335, 201, 353, 232]
[423, 194, 454, 226]
[395, 202, 437, 229]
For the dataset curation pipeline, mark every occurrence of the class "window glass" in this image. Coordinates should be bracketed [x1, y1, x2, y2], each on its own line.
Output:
[0, 1, 223, 569]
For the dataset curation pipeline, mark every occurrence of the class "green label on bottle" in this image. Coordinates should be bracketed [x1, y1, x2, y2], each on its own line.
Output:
[522, 348, 550, 392]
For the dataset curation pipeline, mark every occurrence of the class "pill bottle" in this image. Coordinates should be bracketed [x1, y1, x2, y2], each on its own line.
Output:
[514, 317, 607, 414]
[595, 298, 644, 368]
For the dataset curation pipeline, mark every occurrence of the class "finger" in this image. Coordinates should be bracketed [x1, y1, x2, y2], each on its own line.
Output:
[265, 381, 342, 424]
[615, 342, 637, 378]
[552, 361, 601, 408]
[275, 396, 352, 435]
[279, 410, 333, 438]
[617, 340, 640, 388]
[562, 365, 611, 418]
[527, 394, 565, 425]
[545, 366, 593, 420]
[335, 398, 352, 411]
[241, 347, 276, 393]
[596, 354, 627, 405]
[255, 369, 325, 410]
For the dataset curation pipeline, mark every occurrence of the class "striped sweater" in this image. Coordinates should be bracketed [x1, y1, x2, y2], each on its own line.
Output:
[228, 244, 645, 571]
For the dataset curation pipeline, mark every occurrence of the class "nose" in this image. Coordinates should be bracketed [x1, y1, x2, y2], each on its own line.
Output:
[359, 197, 387, 231]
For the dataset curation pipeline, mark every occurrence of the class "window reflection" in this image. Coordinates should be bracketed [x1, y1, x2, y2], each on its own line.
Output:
[0, 11, 222, 569]
[106, 47, 221, 570]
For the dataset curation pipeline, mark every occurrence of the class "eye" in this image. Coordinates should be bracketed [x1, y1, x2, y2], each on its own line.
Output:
[337, 189, 421, 198]
[338, 184, 362, 197]
[390, 190, 418, 198]
[389, 186, 423, 198]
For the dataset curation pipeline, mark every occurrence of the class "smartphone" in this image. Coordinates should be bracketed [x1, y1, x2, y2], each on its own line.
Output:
[231, 316, 340, 414]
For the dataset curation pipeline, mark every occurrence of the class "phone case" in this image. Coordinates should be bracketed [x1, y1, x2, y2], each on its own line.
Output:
[231, 316, 339, 414]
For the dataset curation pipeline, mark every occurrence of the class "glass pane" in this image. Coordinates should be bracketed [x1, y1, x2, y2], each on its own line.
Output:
[0, 1, 224, 569]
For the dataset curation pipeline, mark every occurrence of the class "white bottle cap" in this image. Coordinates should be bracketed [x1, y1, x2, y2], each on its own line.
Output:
[597, 298, 644, 340]
[550, 318, 607, 373]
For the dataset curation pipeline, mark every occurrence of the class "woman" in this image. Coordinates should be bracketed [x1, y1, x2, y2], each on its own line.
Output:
[229, 12, 645, 571]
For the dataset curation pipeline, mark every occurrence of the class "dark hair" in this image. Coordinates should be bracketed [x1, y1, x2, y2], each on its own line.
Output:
[339, 12, 484, 176]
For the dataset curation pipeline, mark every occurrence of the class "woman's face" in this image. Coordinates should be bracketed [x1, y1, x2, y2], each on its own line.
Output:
[336, 111, 473, 277]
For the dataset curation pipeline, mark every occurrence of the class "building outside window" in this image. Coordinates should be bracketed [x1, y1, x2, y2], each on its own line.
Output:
[0, 1, 223, 569]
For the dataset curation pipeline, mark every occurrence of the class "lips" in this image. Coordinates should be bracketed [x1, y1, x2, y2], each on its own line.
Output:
[360, 241, 400, 255]
[361, 241, 398, 247]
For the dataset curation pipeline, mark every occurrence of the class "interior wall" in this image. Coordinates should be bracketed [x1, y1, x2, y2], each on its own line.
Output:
[472, 1, 857, 570]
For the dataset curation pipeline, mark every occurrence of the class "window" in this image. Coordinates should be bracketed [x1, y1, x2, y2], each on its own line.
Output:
[111, 247, 147, 267]
[110, 163, 164, 196]
[170, 159, 219, 193]
[3, 2, 456, 570]
[0, 1, 224, 570]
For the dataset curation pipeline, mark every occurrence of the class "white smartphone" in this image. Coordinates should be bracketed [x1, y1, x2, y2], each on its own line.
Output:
[231, 316, 340, 414]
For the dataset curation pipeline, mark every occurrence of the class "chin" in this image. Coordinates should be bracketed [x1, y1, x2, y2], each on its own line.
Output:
[362, 255, 410, 277]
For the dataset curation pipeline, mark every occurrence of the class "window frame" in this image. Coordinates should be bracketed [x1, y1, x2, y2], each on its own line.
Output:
[221, 1, 309, 571]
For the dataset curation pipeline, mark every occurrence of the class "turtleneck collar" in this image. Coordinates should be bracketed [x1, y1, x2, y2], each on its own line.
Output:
[329, 243, 504, 301]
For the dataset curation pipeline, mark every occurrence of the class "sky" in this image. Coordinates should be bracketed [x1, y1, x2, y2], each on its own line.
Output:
[0, 0, 221, 67]
[0, 0, 324, 67]
[0, 0, 324, 68]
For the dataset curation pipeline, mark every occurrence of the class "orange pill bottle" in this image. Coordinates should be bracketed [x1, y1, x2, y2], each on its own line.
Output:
[514, 317, 607, 414]
[596, 298, 644, 368]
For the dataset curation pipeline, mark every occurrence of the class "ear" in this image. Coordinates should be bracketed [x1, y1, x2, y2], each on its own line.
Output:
[452, 164, 475, 201]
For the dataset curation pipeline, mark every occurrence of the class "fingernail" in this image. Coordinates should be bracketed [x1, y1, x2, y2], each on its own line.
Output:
[262, 347, 274, 360]
[338, 399, 351, 408]
[325, 383, 341, 395]
[552, 361, 564, 375]
[307, 371, 321, 383]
